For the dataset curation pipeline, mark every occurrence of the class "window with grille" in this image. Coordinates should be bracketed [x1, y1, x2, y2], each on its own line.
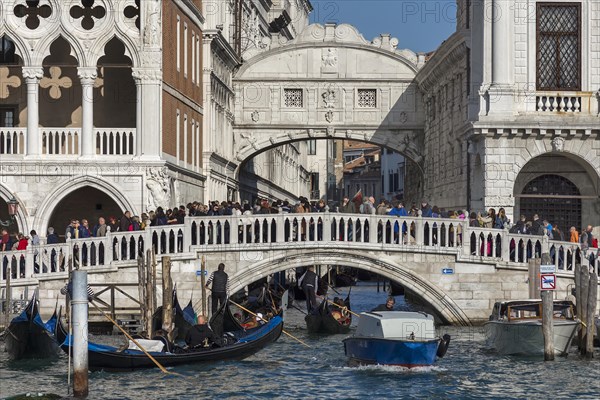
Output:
[357, 89, 377, 108]
[284, 88, 303, 108]
[519, 174, 581, 232]
[536, 3, 581, 91]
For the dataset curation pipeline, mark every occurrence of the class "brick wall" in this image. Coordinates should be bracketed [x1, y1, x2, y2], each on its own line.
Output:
[162, 0, 203, 165]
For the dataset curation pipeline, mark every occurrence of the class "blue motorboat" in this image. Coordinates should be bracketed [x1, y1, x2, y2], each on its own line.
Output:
[343, 311, 450, 367]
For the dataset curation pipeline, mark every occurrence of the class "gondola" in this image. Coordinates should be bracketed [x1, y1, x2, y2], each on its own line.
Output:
[151, 288, 196, 341]
[56, 310, 283, 371]
[4, 293, 59, 360]
[305, 293, 351, 334]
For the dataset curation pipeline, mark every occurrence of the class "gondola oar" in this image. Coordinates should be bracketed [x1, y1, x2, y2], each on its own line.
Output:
[228, 299, 311, 348]
[89, 301, 179, 376]
[318, 296, 361, 318]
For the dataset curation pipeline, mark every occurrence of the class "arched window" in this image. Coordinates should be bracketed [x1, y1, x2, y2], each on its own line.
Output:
[520, 174, 581, 232]
[0, 37, 16, 64]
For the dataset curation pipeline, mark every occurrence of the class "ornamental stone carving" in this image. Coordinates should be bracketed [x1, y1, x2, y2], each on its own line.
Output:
[251, 110, 260, 122]
[322, 87, 335, 108]
[321, 48, 338, 73]
[21, 67, 44, 80]
[13, 0, 52, 30]
[77, 67, 98, 84]
[143, 0, 161, 46]
[146, 167, 171, 210]
[325, 110, 334, 123]
[551, 136, 565, 152]
[70, 0, 106, 31]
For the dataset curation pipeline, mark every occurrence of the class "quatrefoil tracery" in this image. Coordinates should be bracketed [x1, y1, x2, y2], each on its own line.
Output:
[70, 0, 106, 31]
[13, 0, 52, 30]
[123, 0, 140, 30]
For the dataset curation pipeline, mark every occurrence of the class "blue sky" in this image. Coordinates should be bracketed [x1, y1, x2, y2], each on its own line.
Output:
[308, 0, 457, 52]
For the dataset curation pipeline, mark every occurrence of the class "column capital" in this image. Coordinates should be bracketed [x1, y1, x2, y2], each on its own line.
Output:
[77, 67, 98, 85]
[22, 67, 43, 81]
[131, 67, 162, 84]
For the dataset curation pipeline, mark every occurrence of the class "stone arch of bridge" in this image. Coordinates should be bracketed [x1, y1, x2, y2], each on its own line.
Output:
[230, 250, 471, 326]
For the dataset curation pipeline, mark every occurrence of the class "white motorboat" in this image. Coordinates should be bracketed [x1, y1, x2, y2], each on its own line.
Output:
[484, 300, 579, 356]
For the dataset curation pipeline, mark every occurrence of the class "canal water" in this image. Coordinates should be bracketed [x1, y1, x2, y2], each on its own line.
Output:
[1, 283, 598, 399]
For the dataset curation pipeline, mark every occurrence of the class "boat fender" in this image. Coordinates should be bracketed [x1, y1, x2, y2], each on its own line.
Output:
[436, 334, 451, 358]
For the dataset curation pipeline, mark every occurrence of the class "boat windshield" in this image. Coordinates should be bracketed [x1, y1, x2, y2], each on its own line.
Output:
[506, 302, 574, 321]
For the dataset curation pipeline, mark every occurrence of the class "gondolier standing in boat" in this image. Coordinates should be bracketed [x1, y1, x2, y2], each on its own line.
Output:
[298, 266, 318, 312]
[205, 263, 229, 315]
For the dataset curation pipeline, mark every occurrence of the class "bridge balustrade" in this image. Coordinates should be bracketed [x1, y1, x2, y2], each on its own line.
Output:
[0, 213, 598, 285]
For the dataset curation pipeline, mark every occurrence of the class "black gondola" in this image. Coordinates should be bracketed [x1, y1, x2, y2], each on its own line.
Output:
[56, 311, 283, 371]
[151, 288, 196, 341]
[305, 293, 351, 334]
[4, 293, 59, 360]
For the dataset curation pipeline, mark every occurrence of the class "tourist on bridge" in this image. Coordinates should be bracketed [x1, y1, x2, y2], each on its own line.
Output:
[205, 263, 229, 315]
[339, 197, 356, 214]
[371, 296, 395, 312]
[298, 266, 318, 313]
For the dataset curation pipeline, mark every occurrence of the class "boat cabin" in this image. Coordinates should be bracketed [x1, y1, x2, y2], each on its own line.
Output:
[489, 300, 575, 322]
[356, 311, 436, 340]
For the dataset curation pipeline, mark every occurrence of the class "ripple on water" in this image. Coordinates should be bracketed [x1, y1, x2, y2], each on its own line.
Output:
[1, 283, 599, 399]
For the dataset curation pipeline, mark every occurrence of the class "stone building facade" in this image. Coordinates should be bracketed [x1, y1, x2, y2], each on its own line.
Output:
[415, 0, 600, 230]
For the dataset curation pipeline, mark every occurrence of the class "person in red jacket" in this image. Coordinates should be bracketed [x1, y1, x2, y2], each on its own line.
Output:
[16, 233, 29, 250]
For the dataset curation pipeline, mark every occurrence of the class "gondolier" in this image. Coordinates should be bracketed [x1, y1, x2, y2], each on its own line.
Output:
[298, 266, 318, 312]
[205, 263, 229, 315]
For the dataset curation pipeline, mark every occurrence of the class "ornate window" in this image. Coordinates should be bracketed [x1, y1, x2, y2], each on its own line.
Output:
[70, 0, 106, 31]
[357, 89, 377, 108]
[124, 0, 140, 30]
[536, 3, 581, 91]
[284, 88, 303, 108]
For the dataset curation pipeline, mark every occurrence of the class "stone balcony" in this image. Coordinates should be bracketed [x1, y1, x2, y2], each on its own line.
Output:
[0, 127, 136, 157]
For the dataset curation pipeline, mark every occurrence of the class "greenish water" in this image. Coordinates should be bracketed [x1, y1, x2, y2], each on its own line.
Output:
[1, 283, 598, 399]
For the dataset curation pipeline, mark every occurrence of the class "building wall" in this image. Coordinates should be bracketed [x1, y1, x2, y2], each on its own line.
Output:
[162, 0, 203, 166]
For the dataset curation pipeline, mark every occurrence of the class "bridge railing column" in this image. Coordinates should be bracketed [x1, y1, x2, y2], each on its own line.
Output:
[276, 213, 285, 243]
[501, 228, 510, 261]
[104, 228, 114, 264]
[369, 215, 378, 244]
[183, 217, 192, 251]
[323, 212, 331, 243]
[415, 211, 424, 246]
[228, 216, 238, 245]
[462, 223, 472, 258]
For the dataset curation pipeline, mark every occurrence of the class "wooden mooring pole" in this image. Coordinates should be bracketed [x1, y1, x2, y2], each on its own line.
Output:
[586, 269, 598, 359]
[579, 266, 590, 355]
[201, 256, 207, 316]
[4, 264, 11, 330]
[540, 252, 554, 361]
[72, 270, 89, 397]
[161, 256, 174, 341]
[145, 250, 155, 338]
[137, 256, 146, 337]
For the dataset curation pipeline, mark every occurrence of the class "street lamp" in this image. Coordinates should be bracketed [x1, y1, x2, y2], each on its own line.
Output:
[0, 196, 19, 227]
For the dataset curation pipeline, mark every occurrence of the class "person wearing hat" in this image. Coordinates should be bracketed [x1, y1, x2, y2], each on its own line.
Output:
[371, 296, 395, 312]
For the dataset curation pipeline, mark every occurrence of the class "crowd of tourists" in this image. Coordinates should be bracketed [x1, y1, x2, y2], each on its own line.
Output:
[1, 196, 597, 269]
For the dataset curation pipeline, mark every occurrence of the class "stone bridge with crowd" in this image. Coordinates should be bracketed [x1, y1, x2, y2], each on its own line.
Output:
[1, 213, 598, 325]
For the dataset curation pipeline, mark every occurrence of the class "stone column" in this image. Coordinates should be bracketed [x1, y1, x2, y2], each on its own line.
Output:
[77, 67, 97, 158]
[22, 67, 43, 157]
[491, 0, 510, 85]
[132, 71, 143, 157]
[132, 67, 162, 159]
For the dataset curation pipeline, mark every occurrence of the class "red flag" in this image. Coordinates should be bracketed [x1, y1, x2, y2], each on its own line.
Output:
[351, 189, 362, 210]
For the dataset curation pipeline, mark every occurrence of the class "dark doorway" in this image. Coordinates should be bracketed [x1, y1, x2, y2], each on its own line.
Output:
[47, 187, 123, 240]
